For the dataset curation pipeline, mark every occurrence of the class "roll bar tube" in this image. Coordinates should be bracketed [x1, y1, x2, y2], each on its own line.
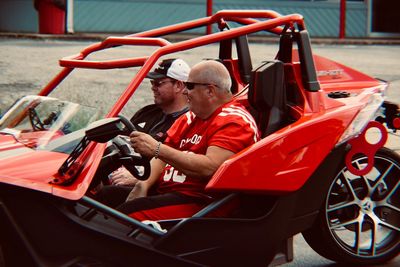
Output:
[131, 10, 289, 38]
[60, 10, 305, 70]
[59, 37, 170, 68]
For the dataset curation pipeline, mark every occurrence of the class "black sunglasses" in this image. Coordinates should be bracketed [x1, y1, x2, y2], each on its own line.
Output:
[184, 82, 216, 90]
[150, 79, 175, 87]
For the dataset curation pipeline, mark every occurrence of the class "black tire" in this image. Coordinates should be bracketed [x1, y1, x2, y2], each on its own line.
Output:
[302, 147, 400, 265]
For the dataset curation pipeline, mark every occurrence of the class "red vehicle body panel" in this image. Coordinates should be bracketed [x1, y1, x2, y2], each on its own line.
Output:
[0, 136, 107, 200]
[0, 148, 67, 194]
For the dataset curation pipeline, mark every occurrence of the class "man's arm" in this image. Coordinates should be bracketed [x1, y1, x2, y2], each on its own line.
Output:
[126, 157, 166, 201]
[158, 144, 233, 178]
[130, 131, 234, 179]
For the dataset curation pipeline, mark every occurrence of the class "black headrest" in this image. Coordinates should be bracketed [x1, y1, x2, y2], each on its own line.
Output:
[248, 60, 285, 112]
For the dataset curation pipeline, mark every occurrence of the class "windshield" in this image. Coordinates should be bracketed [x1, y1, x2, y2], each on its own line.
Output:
[0, 95, 100, 152]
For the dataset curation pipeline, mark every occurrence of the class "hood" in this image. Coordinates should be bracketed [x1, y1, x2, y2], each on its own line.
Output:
[0, 134, 69, 194]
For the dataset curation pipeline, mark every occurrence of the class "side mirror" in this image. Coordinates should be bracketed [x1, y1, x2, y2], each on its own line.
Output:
[85, 117, 125, 143]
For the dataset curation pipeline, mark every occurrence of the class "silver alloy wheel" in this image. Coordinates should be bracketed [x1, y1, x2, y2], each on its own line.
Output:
[325, 152, 400, 258]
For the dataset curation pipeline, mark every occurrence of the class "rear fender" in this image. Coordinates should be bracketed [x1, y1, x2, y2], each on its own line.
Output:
[207, 115, 351, 193]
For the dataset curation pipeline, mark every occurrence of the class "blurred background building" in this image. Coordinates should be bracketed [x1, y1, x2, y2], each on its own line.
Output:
[0, 0, 398, 38]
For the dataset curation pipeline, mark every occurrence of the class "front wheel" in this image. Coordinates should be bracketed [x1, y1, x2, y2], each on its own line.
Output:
[302, 147, 400, 265]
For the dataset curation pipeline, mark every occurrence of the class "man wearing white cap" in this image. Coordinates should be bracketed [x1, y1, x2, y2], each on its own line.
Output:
[104, 58, 190, 188]
[130, 58, 190, 141]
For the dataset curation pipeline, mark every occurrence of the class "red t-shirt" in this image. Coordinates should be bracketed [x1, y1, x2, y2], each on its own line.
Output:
[156, 99, 260, 200]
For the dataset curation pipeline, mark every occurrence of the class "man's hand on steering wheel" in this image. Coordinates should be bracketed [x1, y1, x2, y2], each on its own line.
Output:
[129, 131, 160, 158]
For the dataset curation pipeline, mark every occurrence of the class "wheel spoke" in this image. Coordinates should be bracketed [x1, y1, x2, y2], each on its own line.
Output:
[371, 208, 400, 232]
[327, 199, 358, 212]
[378, 218, 400, 232]
[360, 175, 373, 193]
[373, 201, 400, 236]
[372, 163, 394, 193]
[330, 214, 362, 230]
[377, 201, 400, 213]
[354, 159, 364, 171]
[382, 179, 399, 202]
[340, 171, 359, 200]
[355, 161, 373, 192]
[355, 221, 362, 255]
[370, 215, 378, 256]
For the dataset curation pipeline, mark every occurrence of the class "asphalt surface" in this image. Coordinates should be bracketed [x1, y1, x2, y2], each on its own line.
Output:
[0, 36, 399, 266]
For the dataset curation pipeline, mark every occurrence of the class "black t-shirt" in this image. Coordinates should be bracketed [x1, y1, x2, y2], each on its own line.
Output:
[130, 104, 188, 142]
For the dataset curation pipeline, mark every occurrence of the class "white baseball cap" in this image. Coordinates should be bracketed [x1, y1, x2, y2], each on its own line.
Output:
[146, 58, 190, 82]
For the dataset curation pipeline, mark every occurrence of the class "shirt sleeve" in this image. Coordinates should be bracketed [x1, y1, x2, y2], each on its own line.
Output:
[208, 120, 258, 153]
[164, 114, 186, 147]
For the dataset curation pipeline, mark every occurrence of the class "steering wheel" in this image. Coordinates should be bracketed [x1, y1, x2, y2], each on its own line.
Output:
[90, 115, 151, 188]
[28, 107, 45, 131]
[28, 108, 59, 132]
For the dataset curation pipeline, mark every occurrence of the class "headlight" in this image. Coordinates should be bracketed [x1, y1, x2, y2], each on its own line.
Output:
[337, 93, 384, 145]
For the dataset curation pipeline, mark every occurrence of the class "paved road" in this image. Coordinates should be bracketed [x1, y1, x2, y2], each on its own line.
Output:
[0, 38, 399, 266]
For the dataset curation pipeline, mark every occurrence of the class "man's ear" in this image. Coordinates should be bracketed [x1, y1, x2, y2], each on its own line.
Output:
[175, 80, 185, 92]
[207, 84, 217, 97]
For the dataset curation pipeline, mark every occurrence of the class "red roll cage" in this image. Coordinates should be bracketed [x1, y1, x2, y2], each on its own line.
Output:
[40, 10, 314, 118]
